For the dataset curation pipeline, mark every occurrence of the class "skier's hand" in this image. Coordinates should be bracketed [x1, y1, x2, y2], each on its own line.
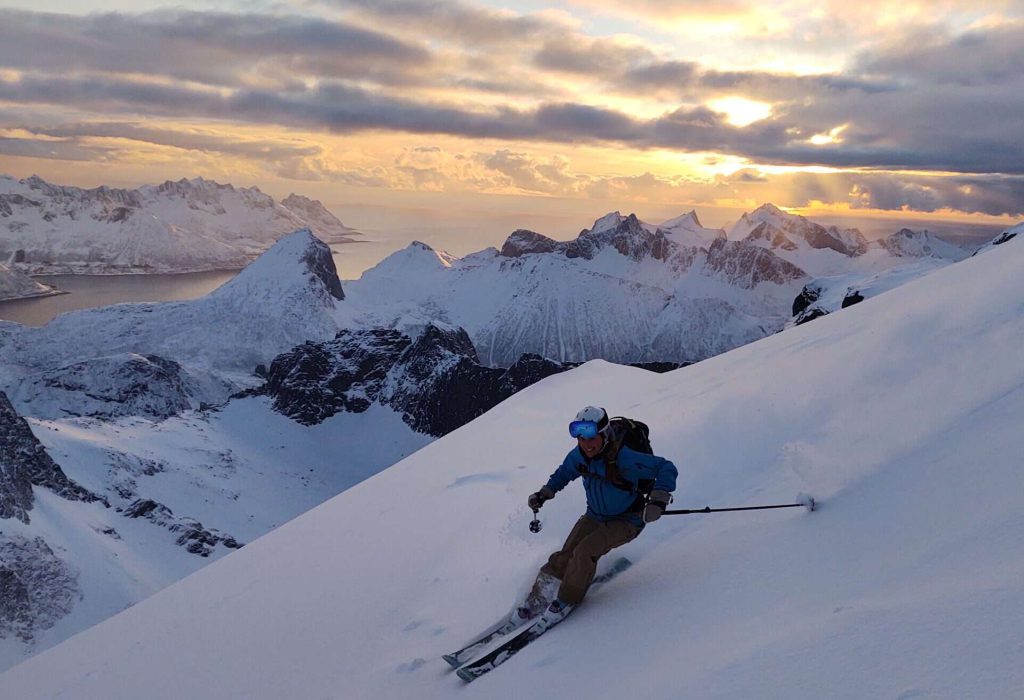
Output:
[528, 487, 555, 511]
[643, 490, 672, 523]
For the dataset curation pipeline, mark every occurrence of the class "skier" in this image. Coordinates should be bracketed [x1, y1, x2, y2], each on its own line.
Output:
[524, 405, 677, 630]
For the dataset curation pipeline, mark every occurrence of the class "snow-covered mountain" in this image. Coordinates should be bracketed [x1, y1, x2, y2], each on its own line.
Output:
[0, 175, 357, 274]
[0, 230, 345, 416]
[341, 213, 803, 366]
[0, 261, 62, 301]
[3, 216, 1021, 699]
[339, 206, 978, 366]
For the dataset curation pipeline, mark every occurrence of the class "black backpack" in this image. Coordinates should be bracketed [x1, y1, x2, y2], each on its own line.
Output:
[608, 416, 652, 457]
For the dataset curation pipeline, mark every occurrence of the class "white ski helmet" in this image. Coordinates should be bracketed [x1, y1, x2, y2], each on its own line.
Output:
[574, 405, 609, 433]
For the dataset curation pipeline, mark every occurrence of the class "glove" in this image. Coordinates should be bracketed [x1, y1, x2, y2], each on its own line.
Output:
[528, 486, 555, 511]
[643, 490, 672, 523]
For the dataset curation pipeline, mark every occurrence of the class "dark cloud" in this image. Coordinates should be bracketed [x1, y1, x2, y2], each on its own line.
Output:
[534, 37, 656, 76]
[857, 23, 1024, 87]
[0, 8, 432, 88]
[0, 136, 113, 162]
[624, 61, 700, 90]
[321, 0, 564, 44]
[22, 123, 322, 161]
[760, 171, 1024, 218]
[533, 104, 642, 142]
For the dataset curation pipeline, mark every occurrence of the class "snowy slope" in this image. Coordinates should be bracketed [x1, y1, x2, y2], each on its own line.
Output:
[0, 175, 357, 274]
[0, 397, 431, 672]
[4, 225, 1021, 697]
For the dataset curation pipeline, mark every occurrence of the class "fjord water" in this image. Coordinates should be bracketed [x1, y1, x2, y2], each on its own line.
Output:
[0, 270, 239, 326]
[0, 246, 374, 326]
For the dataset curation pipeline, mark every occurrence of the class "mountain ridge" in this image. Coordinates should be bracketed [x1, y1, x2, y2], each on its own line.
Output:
[0, 174, 358, 276]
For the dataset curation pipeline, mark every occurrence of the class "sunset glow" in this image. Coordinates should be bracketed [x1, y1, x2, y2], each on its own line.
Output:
[0, 0, 1021, 238]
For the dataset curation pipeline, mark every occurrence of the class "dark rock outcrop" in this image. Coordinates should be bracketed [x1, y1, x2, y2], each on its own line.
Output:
[990, 230, 1017, 246]
[841, 291, 865, 308]
[265, 329, 412, 424]
[0, 536, 79, 643]
[706, 238, 807, 289]
[263, 325, 683, 436]
[792, 282, 822, 317]
[121, 498, 242, 557]
[567, 214, 671, 262]
[499, 214, 671, 263]
[0, 392, 103, 524]
[301, 237, 345, 301]
[500, 230, 563, 257]
[794, 308, 829, 326]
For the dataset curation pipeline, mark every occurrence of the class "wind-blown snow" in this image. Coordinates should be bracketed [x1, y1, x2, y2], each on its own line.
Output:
[3, 229, 1021, 697]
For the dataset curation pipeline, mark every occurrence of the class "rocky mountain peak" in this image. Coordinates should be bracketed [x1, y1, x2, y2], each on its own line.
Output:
[734, 203, 865, 256]
[212, 229, 344, 304]
[661, 210, 703, 229]
[499, 229, 561, 257]
[589, 211, 626, 234]
[877, 228, 968, 261]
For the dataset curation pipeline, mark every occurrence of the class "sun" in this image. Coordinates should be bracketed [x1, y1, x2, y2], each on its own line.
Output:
[706, 97, 773, 127]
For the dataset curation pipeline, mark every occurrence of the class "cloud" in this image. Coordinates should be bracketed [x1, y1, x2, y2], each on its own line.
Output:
[1, 2, 1022, 211]
[534, 36, 656, 76]
[480, 149, 578, 193]
[319, 0, 570, 45]
[0, 8, 432, 89]
[0, 136, 114, 162]
[22, 123, 322, 161]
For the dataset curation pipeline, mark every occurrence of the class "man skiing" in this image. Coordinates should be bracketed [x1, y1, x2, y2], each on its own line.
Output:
[524, 405, 677, 630]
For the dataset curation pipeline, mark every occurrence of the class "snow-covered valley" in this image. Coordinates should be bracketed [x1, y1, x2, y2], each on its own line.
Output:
[2, 207, 1021, 699]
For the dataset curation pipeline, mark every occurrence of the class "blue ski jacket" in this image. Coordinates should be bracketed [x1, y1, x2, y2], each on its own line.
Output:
[544, 445, 678, 527]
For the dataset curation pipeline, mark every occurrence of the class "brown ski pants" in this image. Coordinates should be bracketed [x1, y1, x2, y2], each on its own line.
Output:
[536, 514, 640, 605]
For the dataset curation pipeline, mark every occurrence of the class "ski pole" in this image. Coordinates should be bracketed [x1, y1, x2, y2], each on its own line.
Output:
[664, 496, 816, 516]
[529, 507, 542, 533]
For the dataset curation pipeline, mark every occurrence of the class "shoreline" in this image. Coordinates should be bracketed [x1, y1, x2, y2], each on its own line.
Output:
[0, 287, 69, 303]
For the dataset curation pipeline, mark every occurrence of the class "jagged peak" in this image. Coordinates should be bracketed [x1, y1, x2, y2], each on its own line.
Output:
[751, 202, 789, 217]
[588, 211, 626, 235]
[660, 210, 703, 230]
[211, 228, 343, 302]
[369, 240, 457, 271]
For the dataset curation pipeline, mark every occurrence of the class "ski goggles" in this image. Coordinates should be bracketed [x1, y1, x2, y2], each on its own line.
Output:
[569, 420, 601, 439]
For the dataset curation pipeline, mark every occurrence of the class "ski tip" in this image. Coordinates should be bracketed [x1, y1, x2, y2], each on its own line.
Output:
[456, 668, 477, 683]
[796, 492, 817, 512]
[442, 654, 462, 669]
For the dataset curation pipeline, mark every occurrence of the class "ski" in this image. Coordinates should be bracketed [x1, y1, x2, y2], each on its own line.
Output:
[455, 610, 565, 682]
[447, 556, 631, 676]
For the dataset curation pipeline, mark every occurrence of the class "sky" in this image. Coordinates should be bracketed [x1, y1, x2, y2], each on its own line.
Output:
[1, 0, 1022, 257]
